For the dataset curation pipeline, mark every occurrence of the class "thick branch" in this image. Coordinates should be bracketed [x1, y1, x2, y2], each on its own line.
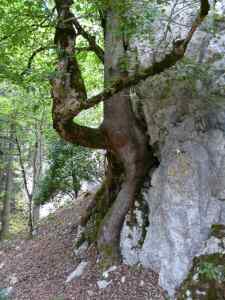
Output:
[53, 120, 106, 149]
[52, 0, 106, 149]
[70, 0, 210, 113]
[52, 0, 209, 149]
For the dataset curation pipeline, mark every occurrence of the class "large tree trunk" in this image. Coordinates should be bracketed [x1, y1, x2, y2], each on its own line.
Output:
[51, 0, 210, 263]
[95, 10, 153, 261]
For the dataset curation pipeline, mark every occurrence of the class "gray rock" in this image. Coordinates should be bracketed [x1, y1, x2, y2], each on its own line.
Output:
[139, 126, 225, 296]
[0, 262, 5, 270]
[197, 236, 225, 256]
[120, 208, 144, 265]
[74, 241, 88, 258]
[139, 280, 145, 287]
[120, 2, 225, 296]
[102, 265, 117, 278]
[97, 280, 112, 289]
[177, 224, 225, 299]
[87, 290, 95, 297]
[7, 274, 18, 286]
[65, 261, 88, 283]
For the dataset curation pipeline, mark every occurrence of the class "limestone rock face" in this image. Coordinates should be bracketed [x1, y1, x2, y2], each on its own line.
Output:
[177, 225, 225, 299]
[120, 204, 147, 265]
[140, 93, 225, 296]
[120, 1, 225, 297]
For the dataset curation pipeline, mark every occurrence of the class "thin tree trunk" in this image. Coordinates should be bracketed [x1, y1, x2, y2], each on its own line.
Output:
[15, 135, 34, 238]
[16, 121, 43, 236]
[0, 124, 14, 240]
[32, 124, 43, 226]
[10, 184, 17, 214]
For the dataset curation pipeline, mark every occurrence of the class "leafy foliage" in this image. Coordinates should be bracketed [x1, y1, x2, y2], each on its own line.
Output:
[199, 261, 225, 281]
[34, 139, 104, 205]
[0, 0, 104, 236]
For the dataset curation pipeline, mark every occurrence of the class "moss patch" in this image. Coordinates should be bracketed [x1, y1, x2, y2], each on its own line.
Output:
[138, 194, 149, 248]
[78, 181, 109, 245]
[210, 224, 225, 239]
[177, 254, 225, 299]
[177, 223, 225, 299]
[98, 243, 121, 270]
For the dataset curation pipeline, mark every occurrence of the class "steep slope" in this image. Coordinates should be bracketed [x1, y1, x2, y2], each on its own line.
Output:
[0, 192, 165, 300]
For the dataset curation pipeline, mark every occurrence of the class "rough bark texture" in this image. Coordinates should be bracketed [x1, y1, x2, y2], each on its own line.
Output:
[97, 9, 152, 261]
[52, 0, 106, 150]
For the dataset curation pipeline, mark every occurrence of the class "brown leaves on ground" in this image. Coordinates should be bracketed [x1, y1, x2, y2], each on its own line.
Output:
[0, 192, 165, 300]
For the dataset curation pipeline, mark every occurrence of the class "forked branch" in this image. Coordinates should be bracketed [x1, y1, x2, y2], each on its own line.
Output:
[52, 0, 106, 149]
[51, 0, 210, 149]
[72, 16, 104, 63]
[78, 0, 210, 112]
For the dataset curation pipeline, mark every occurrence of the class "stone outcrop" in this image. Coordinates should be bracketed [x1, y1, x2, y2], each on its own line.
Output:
[120, 0, 225, 297]
[140, 84, 225, 296]
[177, 224, 225, 299]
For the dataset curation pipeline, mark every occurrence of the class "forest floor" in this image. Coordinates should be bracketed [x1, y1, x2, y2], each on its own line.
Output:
[0, 192, 166, 300]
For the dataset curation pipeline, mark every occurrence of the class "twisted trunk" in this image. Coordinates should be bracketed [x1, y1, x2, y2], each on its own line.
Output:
[51, 0, 210, 262]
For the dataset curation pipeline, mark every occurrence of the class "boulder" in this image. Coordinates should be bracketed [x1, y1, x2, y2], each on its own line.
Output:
[97, 280, 112, 289]
[65, 261, 88, 283]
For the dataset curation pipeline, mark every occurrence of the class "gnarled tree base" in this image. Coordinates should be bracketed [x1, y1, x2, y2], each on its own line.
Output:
[78, 140, 157, 266]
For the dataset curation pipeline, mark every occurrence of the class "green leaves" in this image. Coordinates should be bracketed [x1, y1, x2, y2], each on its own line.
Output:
[199, 262, 222, 281]
[34, 139, 103, 205]
[0, 0, 104, 208]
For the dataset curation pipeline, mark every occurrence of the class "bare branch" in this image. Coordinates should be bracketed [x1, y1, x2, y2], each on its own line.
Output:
[15, 135, 32, 200]
[72, 17, 104, 62]
[21, 45, 54, 76]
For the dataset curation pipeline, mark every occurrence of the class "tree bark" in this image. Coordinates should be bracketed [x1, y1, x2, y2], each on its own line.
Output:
[16, 122, 43, 237]
[51, 0, 210, 263]
[95, 9, 153, 261]
[0, 124, 14, 240]
[32, 123, 43, 226]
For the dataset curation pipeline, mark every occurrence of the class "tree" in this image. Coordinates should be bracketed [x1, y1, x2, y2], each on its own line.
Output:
[50, 0, 210, 262]
[0, 122, 14, 240]
[15, 123, 43, 237]
[0, 82, 49, 238]
[0, 0, 210, 260]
